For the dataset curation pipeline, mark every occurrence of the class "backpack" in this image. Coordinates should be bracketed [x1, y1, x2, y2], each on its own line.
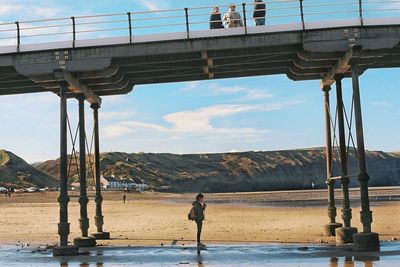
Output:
[188, 206, 196, 220]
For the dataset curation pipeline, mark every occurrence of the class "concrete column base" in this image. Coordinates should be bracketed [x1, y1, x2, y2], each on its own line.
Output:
[73, 237, 97, 247]
[53, 246, 79, 257]
[324, 222, 343, 237]
[91, 232, 110, 240]
[335, 227, 358, 244]
[353, 232, 380, 252]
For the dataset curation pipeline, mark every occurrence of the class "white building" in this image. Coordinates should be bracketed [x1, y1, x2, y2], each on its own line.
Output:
[100, 175, 148, 191]
[131, 178, 149, 191]
[120, 178, 136, 190]
[100, 175, 121, 189]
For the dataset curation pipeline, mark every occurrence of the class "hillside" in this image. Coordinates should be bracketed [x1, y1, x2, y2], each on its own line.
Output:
[35, 148, 400, 192]
[0, 150, 58, 188]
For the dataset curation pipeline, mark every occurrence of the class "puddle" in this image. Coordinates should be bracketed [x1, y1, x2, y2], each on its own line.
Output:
[0, 243, 399, 266]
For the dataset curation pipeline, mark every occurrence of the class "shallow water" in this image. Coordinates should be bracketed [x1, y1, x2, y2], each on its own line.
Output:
[0, 242, 399, 267]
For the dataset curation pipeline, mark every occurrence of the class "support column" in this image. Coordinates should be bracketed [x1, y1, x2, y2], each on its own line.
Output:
[334, 77, 358, 244]
[322, 86, 342, 237]
[351, 64, 380, 252]
[90, 103, 110, 240]
[53, 82, 78, 257]
[73, 94, 96, 247]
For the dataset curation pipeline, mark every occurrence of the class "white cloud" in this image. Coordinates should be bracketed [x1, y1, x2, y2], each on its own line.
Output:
[181, 81, 200, 92]
[241, 89, 273, 100]
[182, 82, 273, 100]
[0, 93, 57, 109]
[119, 121, 168, 132]
[0, 1, 61, 19]
[103, 121, 167, 138]
[27, 6, 60, 18]
[138, 0, 166, 12]
[103, 101, 299, 139]
[103, 95, 128, 105]
[372, 101, 392, 108]
[209, 84, 272, 100]
[0, 0, 65, 45]
[103, 125, 133, 138]
[100, 111, 135, 120]
[385, 2, 400, 9]
[1, 0, 124, 46]
[0, 4, 20, 16]
[164, 104, 271, 133]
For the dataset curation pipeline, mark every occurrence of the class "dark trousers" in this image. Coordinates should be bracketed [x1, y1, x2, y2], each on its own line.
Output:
[255, 18, 265, 26]
[196, 220, 203, 243]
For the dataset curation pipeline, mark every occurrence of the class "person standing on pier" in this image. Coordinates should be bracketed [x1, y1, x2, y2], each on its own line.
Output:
[223, 4, 244, 28]
[253, 0, 266, 26]
[210, 7, 224, 29]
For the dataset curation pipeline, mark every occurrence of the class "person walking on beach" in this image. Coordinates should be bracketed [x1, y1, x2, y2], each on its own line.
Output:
[223, 4, 244, 28]
[122, 193, 126, 203]
[192, 193, 207, 248]
[253, 0, 266, 26]
[210, 7, 224, 29]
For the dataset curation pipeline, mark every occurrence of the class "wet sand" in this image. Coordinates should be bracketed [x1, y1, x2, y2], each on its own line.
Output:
[0, 189, 399, 247]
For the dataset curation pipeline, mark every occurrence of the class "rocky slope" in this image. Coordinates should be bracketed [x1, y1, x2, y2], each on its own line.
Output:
[0, 150, 58, 188]
[35, 148, 400, 192]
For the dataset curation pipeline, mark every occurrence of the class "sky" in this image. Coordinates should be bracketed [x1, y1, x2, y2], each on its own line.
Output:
[0, 0, 399, 163]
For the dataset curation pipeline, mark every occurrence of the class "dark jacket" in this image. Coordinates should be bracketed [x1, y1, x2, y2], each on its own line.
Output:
[192, 201, 205, 221]
[210, 13, 224, 29]
[253, 1, 266, 18]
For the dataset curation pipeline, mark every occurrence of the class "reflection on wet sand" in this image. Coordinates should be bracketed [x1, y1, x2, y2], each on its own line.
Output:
[2, 242, 393, 267]
[344, 256, 355, 267]
[330, 256, 379, 267]
[60, 263, 104, 267]
[197, 252, 204, 267]
[330, 257, 339, 267]
[197, 248, 205, 267]
[59, 256, 381, 267]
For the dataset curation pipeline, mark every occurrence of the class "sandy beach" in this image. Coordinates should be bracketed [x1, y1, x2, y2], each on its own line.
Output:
[0, 189, 399, 247]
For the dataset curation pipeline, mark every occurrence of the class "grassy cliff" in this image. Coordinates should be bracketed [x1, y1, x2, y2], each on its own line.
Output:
[0, 150, 58, 188]
[35, 148, 400, 192]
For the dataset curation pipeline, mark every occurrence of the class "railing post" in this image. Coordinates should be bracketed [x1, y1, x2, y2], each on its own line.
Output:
[71, 16, 76, 48]
[299, 0, 305, 30]
[184, 8, 190, 39]
[359, 0, 364, 26]
[15, 21, 20, 52]
[127, 12, 132, 44]
[242, 3, 248, 34]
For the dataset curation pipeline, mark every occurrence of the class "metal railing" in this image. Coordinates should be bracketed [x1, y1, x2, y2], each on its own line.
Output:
[0, 0, 399, 50]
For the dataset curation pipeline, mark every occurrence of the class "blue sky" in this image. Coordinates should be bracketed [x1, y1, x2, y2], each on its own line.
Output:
[0, 0, 399, 163]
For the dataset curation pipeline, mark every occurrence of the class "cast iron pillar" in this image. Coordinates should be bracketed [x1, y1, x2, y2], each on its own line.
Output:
[53, 82, 78, 256]
[334, 77, 358, 244]
[322, 85, 342, 237]
[350, 64, 380, 251]
[73, 94, 96, 247]
[90, 103, 110, 240]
